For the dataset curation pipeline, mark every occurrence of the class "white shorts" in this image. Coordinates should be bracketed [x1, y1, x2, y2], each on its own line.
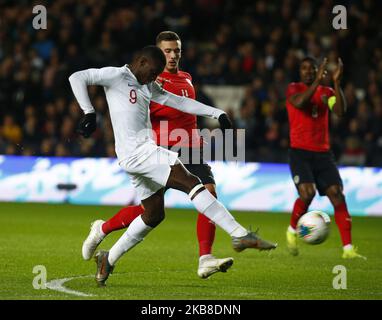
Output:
[119, 143, 178, 200]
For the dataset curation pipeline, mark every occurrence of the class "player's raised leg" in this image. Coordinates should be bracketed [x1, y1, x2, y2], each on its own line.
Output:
[287, 183, 315, 256]
[167, 161, 277, 251]
[196, 183, 233, 279]
[326, 185, 366, 259]
[85, 182, 234, 278]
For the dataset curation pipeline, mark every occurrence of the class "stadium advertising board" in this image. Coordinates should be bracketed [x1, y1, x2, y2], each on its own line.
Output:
[0, 155, 381, 216]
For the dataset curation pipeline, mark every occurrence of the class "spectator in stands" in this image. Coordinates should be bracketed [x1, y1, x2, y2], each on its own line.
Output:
[0, 0, 380, 166]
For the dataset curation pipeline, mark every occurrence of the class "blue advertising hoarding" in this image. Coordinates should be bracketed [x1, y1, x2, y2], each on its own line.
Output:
[0, 155, 381, 216]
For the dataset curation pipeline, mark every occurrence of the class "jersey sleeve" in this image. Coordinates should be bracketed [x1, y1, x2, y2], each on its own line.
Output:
[182, 71, 192, 82]
[68, 67, 124, 114]
[150, 81, 224, 119]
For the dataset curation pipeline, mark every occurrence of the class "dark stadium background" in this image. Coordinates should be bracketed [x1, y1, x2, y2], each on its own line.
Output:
[1, 0, 381, 165]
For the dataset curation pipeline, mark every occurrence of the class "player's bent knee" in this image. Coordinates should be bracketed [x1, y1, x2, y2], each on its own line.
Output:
[168, 164, 202, 193]
[299, 188, 315, 204]
[142, 210, 165, 228]
[327, 185, 345, 204]
[151, 213, 165, 227]
[204, 184, 217, 199]
[182, 175, 203, 194]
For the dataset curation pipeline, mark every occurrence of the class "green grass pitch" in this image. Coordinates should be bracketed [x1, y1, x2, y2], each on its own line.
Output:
[0, 202, 381, 300]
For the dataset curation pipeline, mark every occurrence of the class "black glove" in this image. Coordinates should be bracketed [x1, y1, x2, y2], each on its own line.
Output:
[77, 113, 96, 138]
[218, 113, 233, 130]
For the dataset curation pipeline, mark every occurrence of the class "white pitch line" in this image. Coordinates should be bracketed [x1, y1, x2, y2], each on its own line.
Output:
[45, 270, 203, 298]
[46, 275, 95, 297]
[45, 270, 187, 298]
[44, 272, 382, 299]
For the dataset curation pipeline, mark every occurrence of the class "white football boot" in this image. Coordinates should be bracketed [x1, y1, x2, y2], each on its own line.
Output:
[82, 220, 106, 260]
[197, 255, 234, 279]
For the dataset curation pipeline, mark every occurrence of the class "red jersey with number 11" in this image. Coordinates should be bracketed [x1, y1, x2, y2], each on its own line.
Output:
[286, 82, 335, 152]
[150, 71, 201, 147]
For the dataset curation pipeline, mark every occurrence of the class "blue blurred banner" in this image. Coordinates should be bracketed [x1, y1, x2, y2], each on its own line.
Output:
[0, 155, 381, 216]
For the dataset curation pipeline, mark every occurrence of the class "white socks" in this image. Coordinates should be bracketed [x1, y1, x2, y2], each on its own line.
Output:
[108, 215, 152, 266]
[191, 188, 247, 237]
[108, 187, 248, 266]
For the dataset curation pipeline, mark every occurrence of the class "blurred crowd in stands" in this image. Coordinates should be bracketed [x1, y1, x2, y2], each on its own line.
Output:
[0, 0, 381, 165]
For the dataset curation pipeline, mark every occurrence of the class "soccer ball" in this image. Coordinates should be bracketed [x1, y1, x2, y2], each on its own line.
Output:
[297, 210, 331, 245]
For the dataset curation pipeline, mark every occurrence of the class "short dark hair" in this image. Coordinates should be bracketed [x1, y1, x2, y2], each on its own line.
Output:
[137, 45, 166, 68]
[156, 31, 181, 44]
[300, 56, 317, 67]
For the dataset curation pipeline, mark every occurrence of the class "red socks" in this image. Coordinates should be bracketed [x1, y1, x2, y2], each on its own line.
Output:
[290, 198, 352, 246]
[197, 189, 217, 257]
[334, 202, 352, 246]
[101, 205, 144, 235]
[197, 213, 216, 256]
[290, 198, 308, 229]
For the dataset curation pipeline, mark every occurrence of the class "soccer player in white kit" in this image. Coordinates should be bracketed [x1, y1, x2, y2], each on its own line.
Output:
[69, 45, 277, 287]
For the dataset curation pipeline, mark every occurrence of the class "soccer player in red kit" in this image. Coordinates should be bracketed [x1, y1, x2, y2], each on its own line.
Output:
[286, 56, 365, 259]
[82, 31, 235, 278]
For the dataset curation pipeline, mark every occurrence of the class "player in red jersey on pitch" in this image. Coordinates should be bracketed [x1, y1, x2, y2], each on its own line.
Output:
[286, 56, 365, 259]
[82, 31, 234, 278]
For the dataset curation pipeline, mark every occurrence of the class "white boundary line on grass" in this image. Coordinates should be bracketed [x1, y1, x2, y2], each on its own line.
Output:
[46, 275, 95, 297]
[44, 272, 382, 299]
[45, 270, 190, 298]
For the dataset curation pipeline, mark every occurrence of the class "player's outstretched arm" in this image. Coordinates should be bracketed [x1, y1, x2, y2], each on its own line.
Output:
[68, 67, 124, 137]
[69, 67, 123, 114]
[289, 58, 328, 109]
[151, 82, 232, 129]
[69, 69, 97, 115]
[331, 58, 347, 117]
